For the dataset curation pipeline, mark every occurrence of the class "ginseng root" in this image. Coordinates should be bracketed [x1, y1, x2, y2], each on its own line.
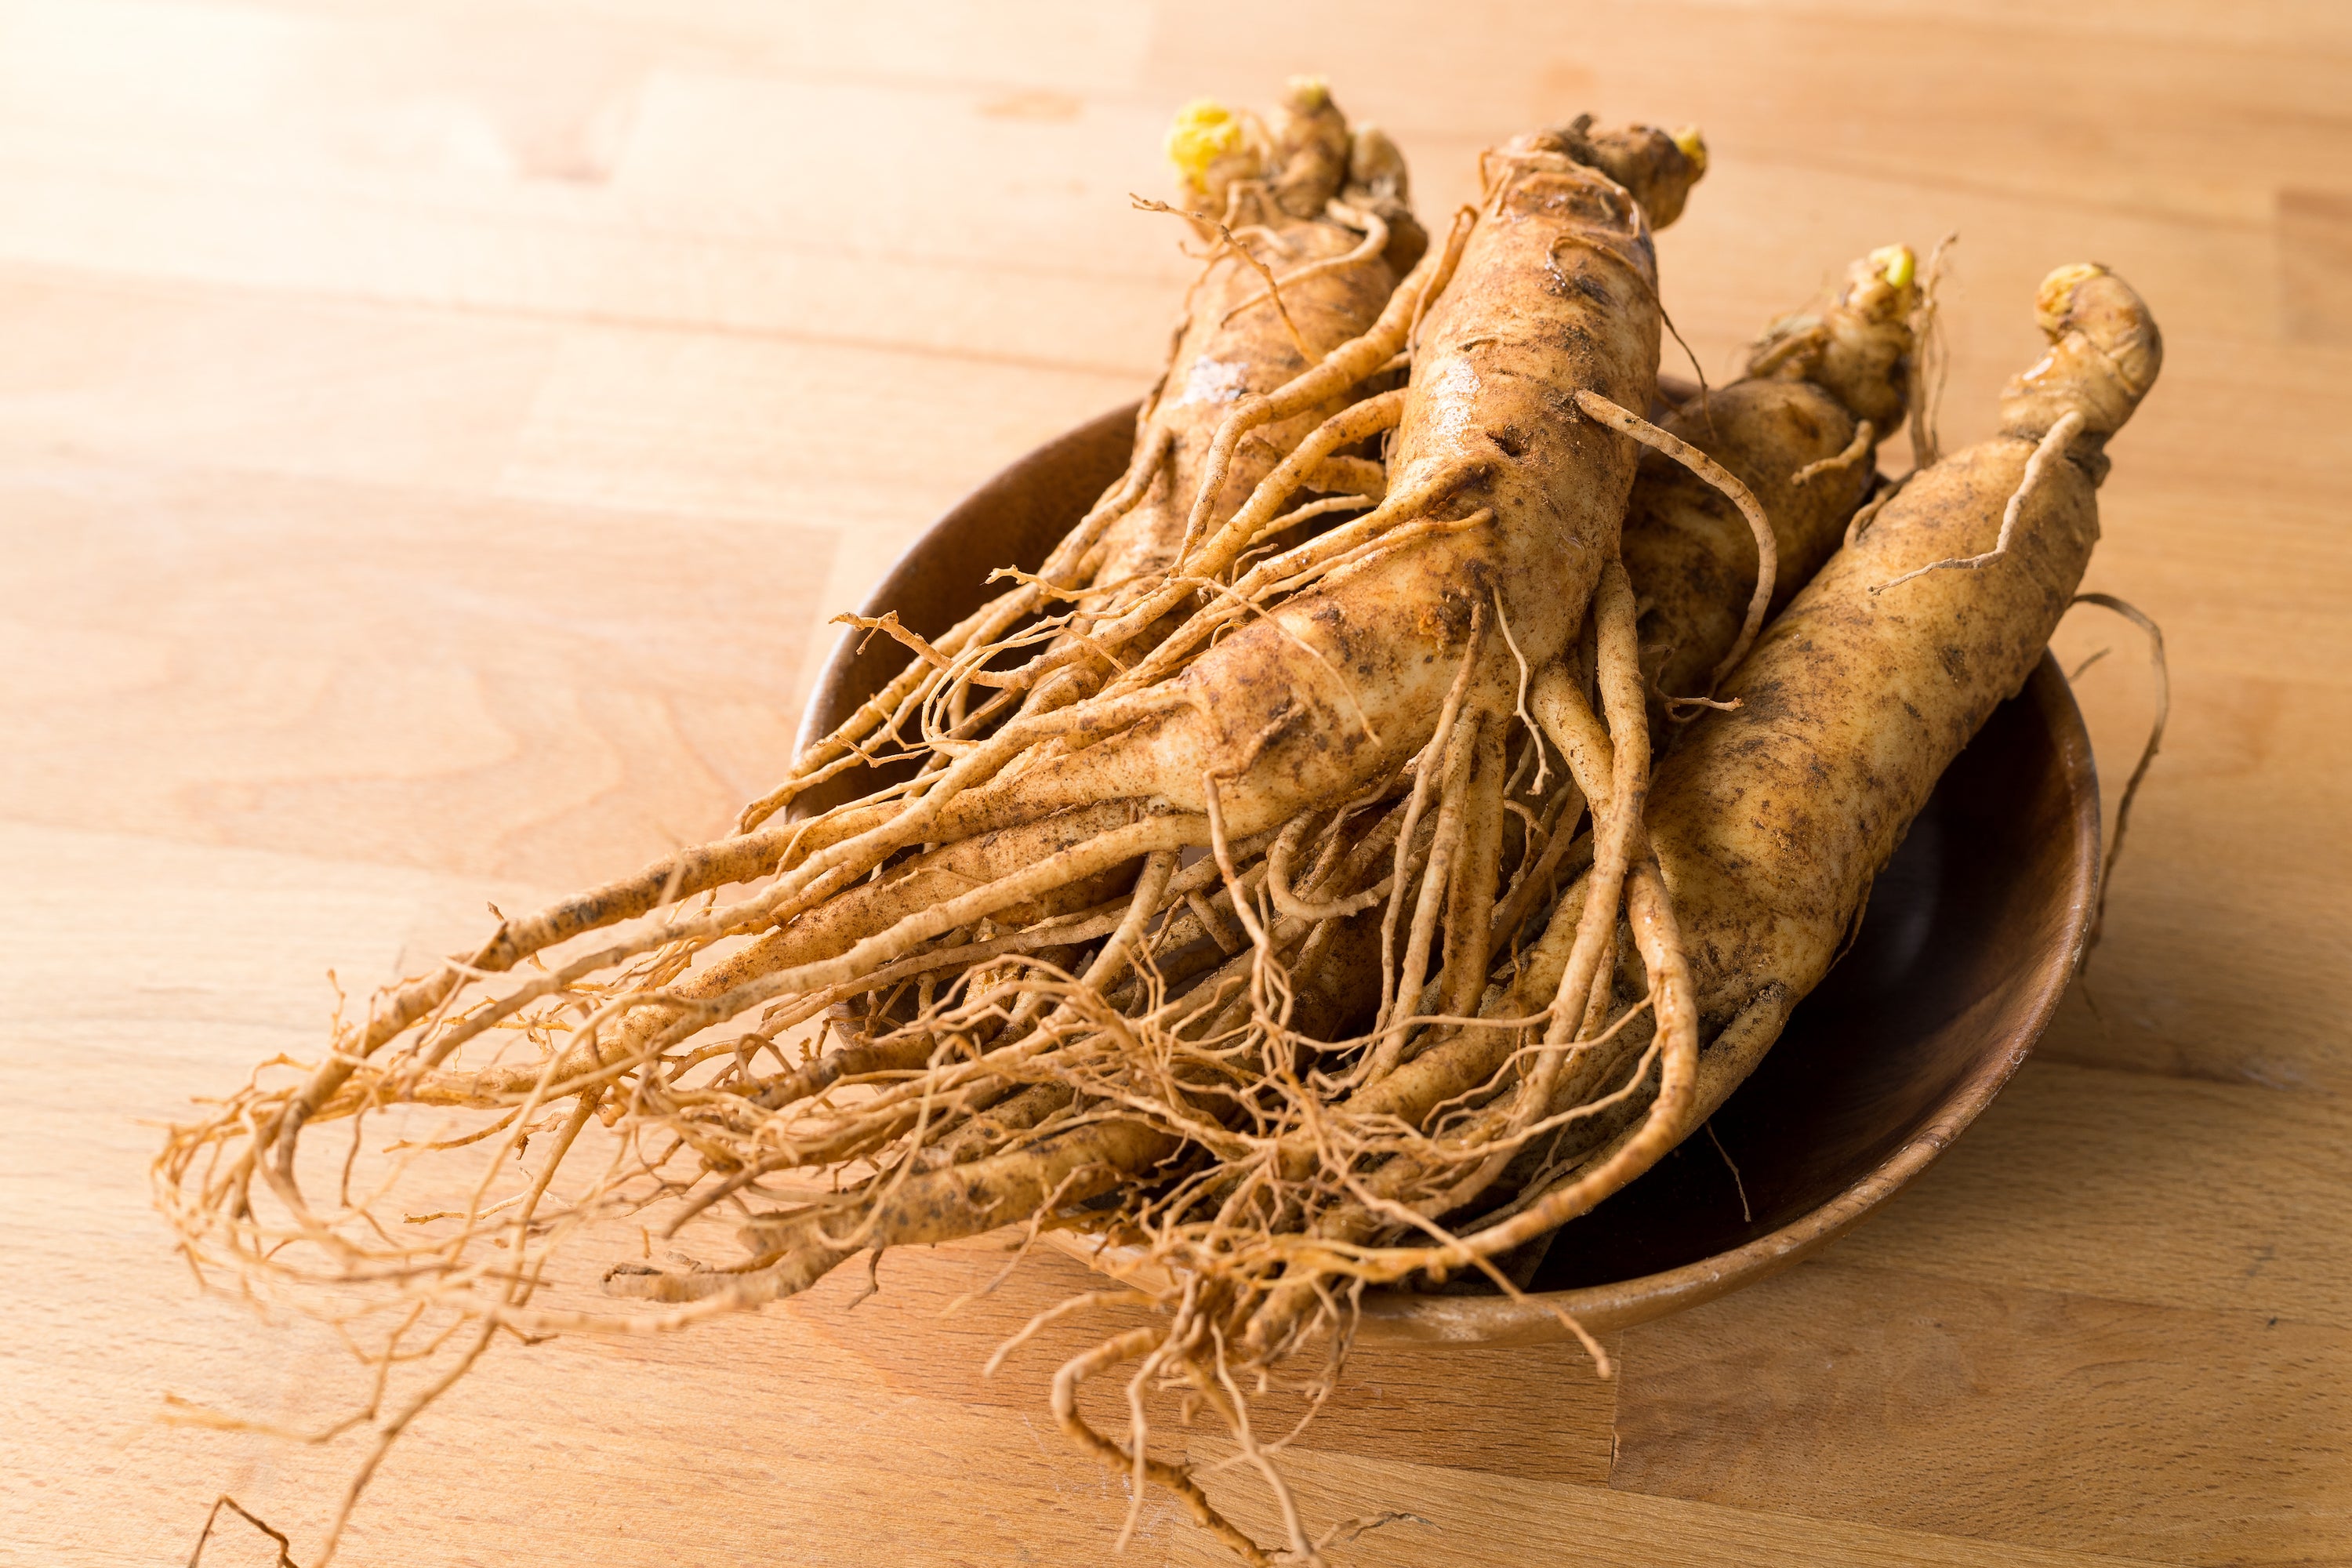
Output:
[176, 113, 2195, 1568]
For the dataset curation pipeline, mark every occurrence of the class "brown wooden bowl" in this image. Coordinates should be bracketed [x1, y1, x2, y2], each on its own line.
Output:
[793, 404, 2101, 1347]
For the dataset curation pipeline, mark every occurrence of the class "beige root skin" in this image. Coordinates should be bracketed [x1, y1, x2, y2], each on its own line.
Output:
[962, 147, 1663, 848]
[1107, 197, 1402, 595]
[1486, 117, 1708, 231]
[1505, 269, 2165, 1250]
[753, 82, 1421, 832]
[1573, 391, 1777, 689]
[1655, 263, 2160, 1028]
[1617, 245, 1922, 716]
[827, 148, 1656, 900]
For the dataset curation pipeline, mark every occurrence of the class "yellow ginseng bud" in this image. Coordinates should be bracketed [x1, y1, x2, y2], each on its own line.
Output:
[1166, 99, 1241, 189]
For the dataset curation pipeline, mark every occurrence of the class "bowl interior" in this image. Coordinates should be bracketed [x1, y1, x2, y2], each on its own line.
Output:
[795, 405, 2100, 1334]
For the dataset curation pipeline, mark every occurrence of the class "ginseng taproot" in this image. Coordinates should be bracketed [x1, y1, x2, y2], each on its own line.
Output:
[156, 92, 2157, 1568]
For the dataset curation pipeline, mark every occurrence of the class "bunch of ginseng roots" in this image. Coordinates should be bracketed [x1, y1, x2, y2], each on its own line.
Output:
[158, 78, 2162, 1567]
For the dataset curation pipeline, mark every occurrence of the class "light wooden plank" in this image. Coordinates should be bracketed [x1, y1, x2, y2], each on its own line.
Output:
[1610, 1258, 2352, 1563]
[0, 3, 1189, 368]
[0, 2, 2317, 368]
[604, 67, 1190, 281]
[494, 321, 1138, 525]
[452, 0, 1156, 94]
[1832, 1060, 2352, 1327]
[1172, 1439, 2172, 1568]
[0, 263, 554, 492]
[0, 821, 444, 1030]
[1138, 0, 2352, 227]
[0, 153, 1181, 372]
[2281, 187, 2352, 347]
[0, 0, 655, 186]
[494, 320, 1141, 703]
[1666, 0, 2352, 51]
[0, 457, 822, 885]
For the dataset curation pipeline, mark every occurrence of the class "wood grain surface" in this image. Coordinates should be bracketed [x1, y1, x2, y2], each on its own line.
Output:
[4, 2, 2347, 1563]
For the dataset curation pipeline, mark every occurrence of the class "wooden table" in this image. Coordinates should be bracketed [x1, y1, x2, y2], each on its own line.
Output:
[5, 2, 2347, 1563]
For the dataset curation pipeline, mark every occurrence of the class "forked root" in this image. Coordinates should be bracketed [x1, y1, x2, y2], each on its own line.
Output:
[1054, 1327, 1274, 1566]
[1238, 553, 1681, 1361]
[1574, 389, 1776, 685]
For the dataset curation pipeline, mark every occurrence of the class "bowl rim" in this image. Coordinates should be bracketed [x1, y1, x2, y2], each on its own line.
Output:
[798, 404, 2103, 1348]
